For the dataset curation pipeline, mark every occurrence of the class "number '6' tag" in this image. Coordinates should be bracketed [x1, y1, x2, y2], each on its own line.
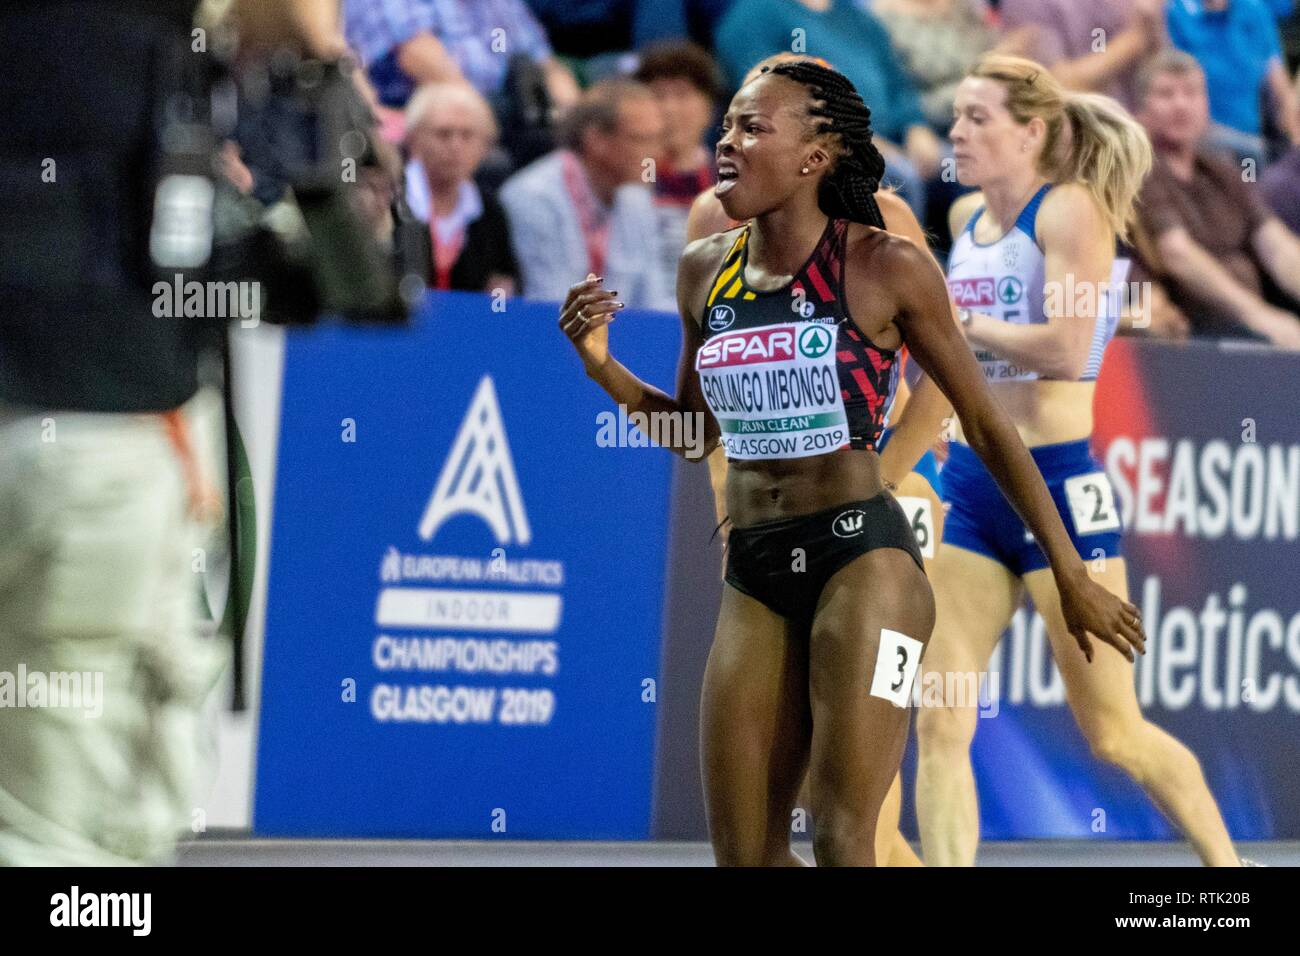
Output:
[895, 495, 935, 559]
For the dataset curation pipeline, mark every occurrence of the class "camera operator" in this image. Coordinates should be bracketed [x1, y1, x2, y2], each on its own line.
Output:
[0, 0, 386, 866]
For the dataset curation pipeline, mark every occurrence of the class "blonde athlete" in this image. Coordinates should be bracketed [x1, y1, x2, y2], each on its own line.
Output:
[915, 55, 1240, 866]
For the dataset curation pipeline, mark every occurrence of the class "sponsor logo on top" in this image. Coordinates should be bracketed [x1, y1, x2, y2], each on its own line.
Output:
[832, 508, 866, 538]
[696, 323, 800, 369]
[707, 304, 736, 332]
[948, 276, 997, 308]
[798, 324, 832, 359]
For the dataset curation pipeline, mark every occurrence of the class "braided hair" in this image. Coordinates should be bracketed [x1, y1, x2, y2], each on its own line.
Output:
[761, 61, 887, 229]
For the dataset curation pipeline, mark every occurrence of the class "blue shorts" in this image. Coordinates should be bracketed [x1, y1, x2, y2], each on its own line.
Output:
[940, 439, 1122, 576]
[876, 427, 943, 497]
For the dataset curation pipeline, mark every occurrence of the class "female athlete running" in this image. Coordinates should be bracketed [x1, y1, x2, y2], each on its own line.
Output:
[915, 55, 1240, 866]
[559, 60, 1142, 866]
[686, 143, 949, 870]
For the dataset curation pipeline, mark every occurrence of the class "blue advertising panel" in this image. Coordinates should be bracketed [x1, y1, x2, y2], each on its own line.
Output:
[255, 292, 683, 838]
[952, 339, 1300, 840]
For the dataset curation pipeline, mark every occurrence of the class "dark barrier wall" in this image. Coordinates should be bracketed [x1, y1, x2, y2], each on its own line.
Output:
[651, 458, 724, 839]
[653, 337, 1300, 840]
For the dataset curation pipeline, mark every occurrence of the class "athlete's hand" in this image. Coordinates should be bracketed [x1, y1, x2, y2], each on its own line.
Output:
[1056, 566, 1146, 663]
[559, 274, 624, 372]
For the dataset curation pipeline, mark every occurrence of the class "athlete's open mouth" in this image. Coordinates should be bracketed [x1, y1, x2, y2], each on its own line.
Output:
[715, 162, 739, 196]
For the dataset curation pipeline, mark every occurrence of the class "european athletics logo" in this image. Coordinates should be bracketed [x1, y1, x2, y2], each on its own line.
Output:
[419, 376, 531, 546]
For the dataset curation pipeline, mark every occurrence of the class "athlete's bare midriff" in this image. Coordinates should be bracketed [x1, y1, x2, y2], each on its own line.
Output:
[951, 379, 1095, 448]
[725, 446, 885, 526]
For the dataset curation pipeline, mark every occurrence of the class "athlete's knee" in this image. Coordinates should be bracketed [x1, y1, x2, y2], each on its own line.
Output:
[711, 831, 794, 867]
[709, 810, 796, 867]
[812, 807, 878, 867]
[1085, 721, 1144, 774]
[916, 698, 978, 754]
[710, 833, 758, 867]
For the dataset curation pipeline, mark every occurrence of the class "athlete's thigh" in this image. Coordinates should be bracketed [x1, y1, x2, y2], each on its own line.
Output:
[806, 548, 934, 810]
[925, 543, 1022, 677]
[1023, 558, 1142, 737]
[700, 583, 811, 853]
[894, 472, 944, 578]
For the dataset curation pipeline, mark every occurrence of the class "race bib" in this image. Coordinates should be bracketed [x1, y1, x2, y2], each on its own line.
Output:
[869, 628, 924, 707]
[1064, 472, 1121, 535]
[948, 274, 1040, 382]
[973, 347, 1038, 383]
[695, 321, 849, 460]
[895, 496, 936, 559]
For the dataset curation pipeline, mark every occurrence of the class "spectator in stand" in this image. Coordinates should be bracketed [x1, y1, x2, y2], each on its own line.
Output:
[630, 0, 737, 50]
[525, 0, 635, 59]
[1166, 0, 1300, 161]
[1283, 4, 1300, 65]
[1262, 40, 1300, 216]
[871, 0, 1038, 131]
[342, 0, 580, 110]
[1131, 50, 1300, 347]
[998, 0, 1165, 113]
[405, 83, 519, 294]
[499, 79, 675, 309]
[1261, 142, 1300, 232]
[634, 41, 722, 292]
[714, 0, 945, 213]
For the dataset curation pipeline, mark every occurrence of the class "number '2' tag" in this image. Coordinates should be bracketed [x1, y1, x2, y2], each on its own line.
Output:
[869, 629, 923, 708]
[1063, 472, 1121, 535]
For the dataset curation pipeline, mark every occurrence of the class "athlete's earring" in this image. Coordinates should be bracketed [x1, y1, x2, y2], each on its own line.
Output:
[801, 166, 810, 174]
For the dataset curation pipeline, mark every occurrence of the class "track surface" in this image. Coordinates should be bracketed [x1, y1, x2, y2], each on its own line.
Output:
[178, 838, 1298, 867]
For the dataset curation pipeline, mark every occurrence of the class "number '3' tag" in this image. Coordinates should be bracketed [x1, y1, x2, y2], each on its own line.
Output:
[870, 629, 923, 708]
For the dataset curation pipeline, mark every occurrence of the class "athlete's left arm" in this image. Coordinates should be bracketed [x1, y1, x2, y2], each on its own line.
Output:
[882, 236, 1145, 662]
[1252, 217, 1300, 303]
[874, 193, 955, 487]
[962, 184, 1115, 380]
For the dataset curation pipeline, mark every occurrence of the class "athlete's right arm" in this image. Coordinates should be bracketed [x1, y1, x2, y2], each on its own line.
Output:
[557, 244, 721, 462]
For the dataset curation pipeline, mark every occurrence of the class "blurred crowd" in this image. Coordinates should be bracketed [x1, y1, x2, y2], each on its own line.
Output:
[336, 0, 1300, 347]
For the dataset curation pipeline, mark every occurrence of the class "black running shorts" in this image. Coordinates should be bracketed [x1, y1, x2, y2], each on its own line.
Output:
[723, 492, 925, 626]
